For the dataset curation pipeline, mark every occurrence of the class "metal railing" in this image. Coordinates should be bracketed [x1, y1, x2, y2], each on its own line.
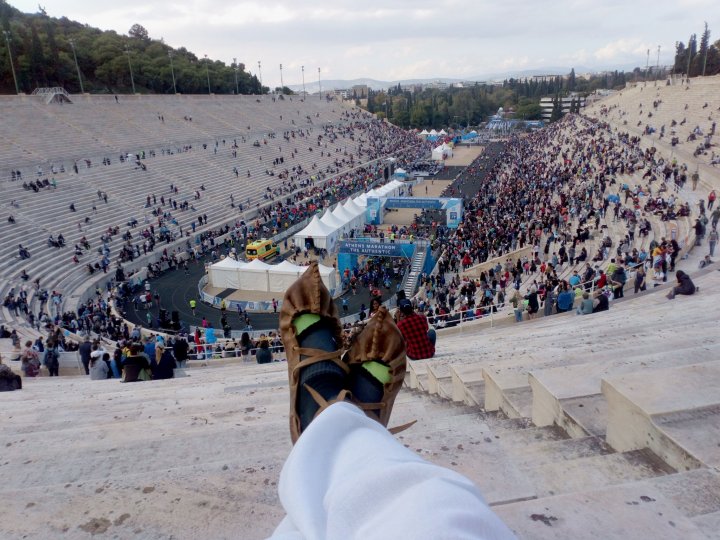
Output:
[413, 256, 655, 333]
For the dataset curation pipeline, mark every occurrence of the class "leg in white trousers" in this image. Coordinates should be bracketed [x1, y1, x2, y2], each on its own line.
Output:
[269, 402, 516, 540]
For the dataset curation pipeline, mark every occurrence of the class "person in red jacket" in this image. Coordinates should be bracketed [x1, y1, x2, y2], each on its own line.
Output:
[595, 269, 607, 289]
[396, 300, 435, 360]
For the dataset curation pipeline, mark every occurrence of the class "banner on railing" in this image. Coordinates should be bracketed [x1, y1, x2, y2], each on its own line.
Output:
[338, 240, 413, 257]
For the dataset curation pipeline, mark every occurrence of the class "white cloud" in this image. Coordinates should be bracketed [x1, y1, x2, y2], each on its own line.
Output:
[7, 0, 719, 87]
[498, 56, 531, 71]
[594, 39, 652, 62]
[344, 46, 373, 59]
[560, 49, 590, 65]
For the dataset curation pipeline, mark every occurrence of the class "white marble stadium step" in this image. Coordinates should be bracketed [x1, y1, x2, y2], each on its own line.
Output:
[496, 468, 720, 540]
[414, 270, 720, 426]
[529, 329, 720, 410]
[0, 360, 685, 539]
[603, 360, 720, 472]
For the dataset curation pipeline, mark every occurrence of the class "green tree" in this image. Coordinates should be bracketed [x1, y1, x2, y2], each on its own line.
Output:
[410, 102, 430, 127]
[694, 22, 710, 76]
[0, 1, 263, 94]
[567, 68, 576, 91]
[550, 94, 562, 122]
[29, 22, 46, 87]
[705, 38, 720, 76]
[366, 89, 375, 113]
[686, 34, 698, 75]
[514, 99, 542, 120]
[128, 23, 149, 41]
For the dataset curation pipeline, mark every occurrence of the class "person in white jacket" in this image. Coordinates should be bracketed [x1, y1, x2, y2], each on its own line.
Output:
[89, 350, 109, 380]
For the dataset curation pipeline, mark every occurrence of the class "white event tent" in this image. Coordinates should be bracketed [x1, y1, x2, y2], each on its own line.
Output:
[242, 258, 272, 291]
[432, 143, 454, 161]
[316, 263, 338, 292]
[332, 203, 358, 230]
[209, 257, 246, 289]
[291, 180, 405, 254]
[208, 258, 337, 295]
[353, 193, 368, 207]
[320, 208, 347, 234]
[374, 179, 403, 197]
[343, 199, 366, 228]
[269, 260, 304, 293]
[343, 198, 363, 217]
[293, 215, 340, 252]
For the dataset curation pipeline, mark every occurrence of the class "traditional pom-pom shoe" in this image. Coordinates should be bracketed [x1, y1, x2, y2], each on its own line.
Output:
[280, 262, 347, 444]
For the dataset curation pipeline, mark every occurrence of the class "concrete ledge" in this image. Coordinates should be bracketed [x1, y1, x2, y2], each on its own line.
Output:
[449, 364, 484, 404]
[483, 368, 528, 418]
[426, 364, 451, 398]
[602, 361, 720, 471]
[463, 245, 533, 278]
[407, 360, 428, 390]
[495, 474, 712, 540]
[529, 372, 593, 438]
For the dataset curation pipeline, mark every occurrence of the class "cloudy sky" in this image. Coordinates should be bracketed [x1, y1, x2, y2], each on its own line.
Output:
[11, 0, 720, 88]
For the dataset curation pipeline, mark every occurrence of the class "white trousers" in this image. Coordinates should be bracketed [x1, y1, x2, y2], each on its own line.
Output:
[270, 402, 516, 540]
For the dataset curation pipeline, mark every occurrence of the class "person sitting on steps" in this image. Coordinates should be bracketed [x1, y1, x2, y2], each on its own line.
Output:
[667, 270, 697, 300]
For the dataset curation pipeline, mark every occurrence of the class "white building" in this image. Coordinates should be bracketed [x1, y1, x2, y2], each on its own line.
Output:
[539, 94, 587, 120]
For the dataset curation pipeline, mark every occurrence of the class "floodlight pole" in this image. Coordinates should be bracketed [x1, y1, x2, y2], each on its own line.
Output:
[125, 45, 136, 94]
[301, 65, 305, 97]
[258, 60, 262, 90]
[204, 54, 211, 94]
[168, 51, 177, 94]
[2, 30, 20, 95]
[69, 38, 84, 93]
[233, 57, 239, 94]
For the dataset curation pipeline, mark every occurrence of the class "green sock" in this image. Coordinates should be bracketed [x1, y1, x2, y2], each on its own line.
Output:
[362, 361, 391, 384]
[293, 313, 321, 337]
[291, 313, 344, 432]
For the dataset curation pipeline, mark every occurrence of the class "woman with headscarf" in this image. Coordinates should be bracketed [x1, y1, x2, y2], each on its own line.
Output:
[89, 352, 109, 380]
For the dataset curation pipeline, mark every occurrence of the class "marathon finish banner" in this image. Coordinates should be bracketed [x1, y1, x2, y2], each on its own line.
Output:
[383, 197, 445, 209]
[338, 240, 410, 257]
[365, 196, 463, 228]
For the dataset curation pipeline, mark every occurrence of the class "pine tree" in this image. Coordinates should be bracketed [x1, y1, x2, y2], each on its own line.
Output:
[697, 22, 710, 76]
[567, 68, 576, 91]
[687, 34, 697, 75]
[366, 89, 375, 113]
[550, 94, 562, 122]
[674, 41, 686, 74]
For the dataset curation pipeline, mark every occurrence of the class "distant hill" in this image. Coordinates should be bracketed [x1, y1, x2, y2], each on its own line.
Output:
[0, 0, 262, 95]
[290, 66, 644, 94]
